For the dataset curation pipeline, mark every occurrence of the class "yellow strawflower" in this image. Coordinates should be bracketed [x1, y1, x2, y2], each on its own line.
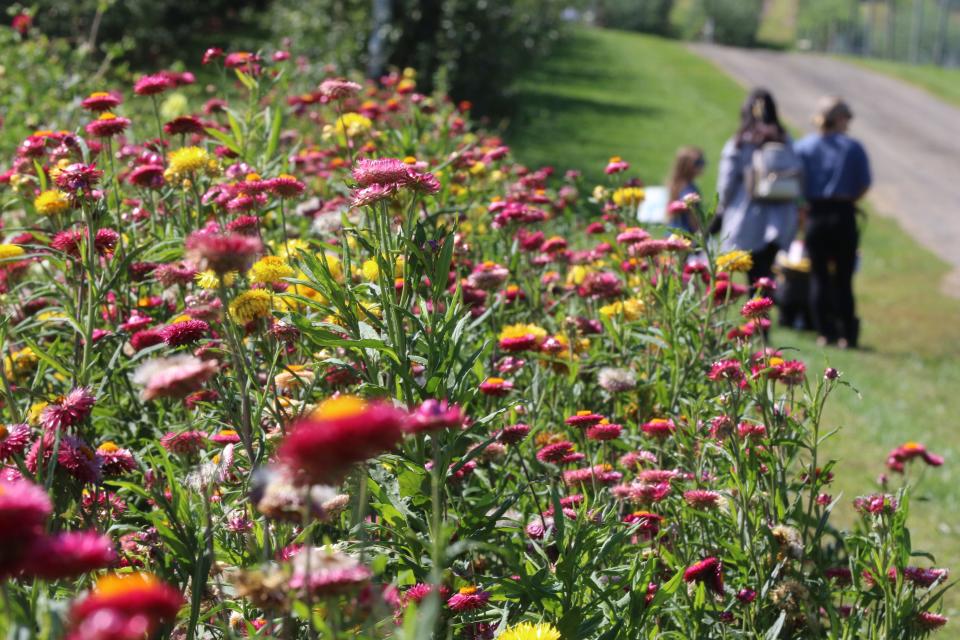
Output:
[195, 270, 237, 290]
[716, 250, 753, 273]
[248, 256, 294, 284]
[3, 346, 37, 381]
[498, 622, 561, 640]
[498, 323, 548, 344]
[0, 244, 25, 260]
[34, 189, 71, 216]
[332, 113, 372, 138]
[361, 259, 380, 281]
[612, 186, 645, 207]
[229, 289, 273, 324]
[165, 146, 212, 181]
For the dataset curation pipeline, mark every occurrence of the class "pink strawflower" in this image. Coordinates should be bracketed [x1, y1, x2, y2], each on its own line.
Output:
[185, 230, 262, 274]
[319, 78, 362, 100]
[605, 157, 629, 174]
[134, 74, 174, 96]
[478, 377, 513, 396]
[163, 116, 205, 136]
[97, 442, 137, 475]
[683, 489, 722, 510]
[20, 531, 116, 579]
[40, 387, 96, 432]
[683, 556, 724, 594]
[0, 478, 51, 574]
[498, 423, 530, 444]
[128, 164, 166, 189]
[741, 297, 774, 319]
[708, 359, 744, 382]
[640, 418, 676, 439]
[618, 450, 657, 469]
[85, 114, 131, 138]
[81, 92, 122, 112]
[536, 441, 575, 465]
[160, 431, 207, 456]
[404, 399, 464, 434]
[133, 355, 219, 401]
[563, 464, 622, 486]
[903, 567, 948, 588]
[916, 612, 948, 630]
[268, 175, 306, 198]
[352, 158, 411, 187]
[853, 493, 898, 516]
[616, 227, 650, 244]
[288, 547, 372, 595]
[160, 319, 209, 346]
[565, 411, 604, 428]
[886, 442, 943, 473]
[587, 422, 622, 441]
[351, 182, 398, 207]
[0, 423, 31, 460]
[446, 586, 490, 612]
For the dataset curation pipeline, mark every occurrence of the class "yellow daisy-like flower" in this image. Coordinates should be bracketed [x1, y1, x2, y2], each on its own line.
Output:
[317, 253, 344, 282]
[716, 250, 753, 273]
[277, 238, 310, 260]
[333, 113, 372, 139]
[34, 189, 71, 216]
[498, 622, 561, 640]
[165, 146, 211, 181]
[195, 270, 237, 290]
[0, 244, 25, 260]
[229, 289, 273, 324]
[4, 346, 38, 381]
[498, 323, 548, 344]
[612, 186, 645, 207]
[566, 265, 589, 287]
[27, 401, 49, 426]
[361, 259, 380, 281]
[248, 256, 294, 284]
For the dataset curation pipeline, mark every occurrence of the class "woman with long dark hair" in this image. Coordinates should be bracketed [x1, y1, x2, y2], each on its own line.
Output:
[716, 88, 800, 286]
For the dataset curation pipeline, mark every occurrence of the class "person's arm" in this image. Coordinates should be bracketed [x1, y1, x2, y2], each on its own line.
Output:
[716, 139, 741, 210]
[853, 142, 871, 201]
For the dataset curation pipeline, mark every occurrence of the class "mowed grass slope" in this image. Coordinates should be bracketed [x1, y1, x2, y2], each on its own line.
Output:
[508, 26, 960, 612]
[846, 56, 960, 108]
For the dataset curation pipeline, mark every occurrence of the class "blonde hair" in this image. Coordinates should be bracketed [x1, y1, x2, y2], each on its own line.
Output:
[667, 146, 704, 202]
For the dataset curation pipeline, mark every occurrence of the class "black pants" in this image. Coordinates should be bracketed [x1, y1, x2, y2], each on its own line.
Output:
[805, 201, 859, 344]
[748, 242, 779, 288]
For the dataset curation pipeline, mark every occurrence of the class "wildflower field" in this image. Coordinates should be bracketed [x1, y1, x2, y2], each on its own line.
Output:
[0, 23, 952, 640]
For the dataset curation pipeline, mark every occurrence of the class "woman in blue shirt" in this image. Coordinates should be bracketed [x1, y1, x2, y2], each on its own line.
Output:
[794, 97, 872, 348]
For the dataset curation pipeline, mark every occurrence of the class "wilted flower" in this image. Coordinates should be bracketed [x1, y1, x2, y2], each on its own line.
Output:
[597, 367, 637, 392]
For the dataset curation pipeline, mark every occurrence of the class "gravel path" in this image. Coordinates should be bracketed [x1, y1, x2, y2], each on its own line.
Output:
[691, 44, 960, 294]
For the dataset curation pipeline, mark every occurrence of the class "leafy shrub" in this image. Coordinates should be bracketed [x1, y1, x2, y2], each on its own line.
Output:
[599, 0, 675, 36]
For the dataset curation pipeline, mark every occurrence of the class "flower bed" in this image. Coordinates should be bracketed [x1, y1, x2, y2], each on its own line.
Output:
[0, 45, 950, 639]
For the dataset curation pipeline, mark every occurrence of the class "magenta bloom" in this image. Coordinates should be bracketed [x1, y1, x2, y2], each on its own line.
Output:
[903, 566, 948, 588]
[133, 355, 218, 401]
[352, 158, 412, 187]
[277, 400, 406, 486]
[128, 164, 166, 189]
[478, 377, 513, 396]
[85, 114, 131, 138]
[565, 412, 604, 428]
[616, 227, 650, 244]
[404, 399, 464, 434]
[288, 547, 372, 595]
[54, 163, 103, 193]
[351, 182, 398, 207]
[741, 297, 774, 319]
[708, 359, 744, 382]
[160, 431, 207, 456]
[134, 74, 174, 96]
[446, 586, 490, 612]
[40, 387, 96, 432]
[605, 157, 630, 174]
[163, 116, 205, 136]
[640, 418, 676, 439]
[886, 442, 943, 473]
[20, 531, 116, 579]
[81, 92, 122, 112]
[0, 423, 31, 460]
[536, 441, 575, 465]
[185, 230, 262, 274]
[853, 493, 898, 515]
[587, 422, 623, 441]
[97, 442, 137, 475]
[0, 479, 51, 574]
[683, 556, 724, 595]
[683, 489, 722, 510]
[160, 319, 209, 347]
[268, 175, 306, 198]
[916, 612, 948, 630]
[498, 423, 530, 444]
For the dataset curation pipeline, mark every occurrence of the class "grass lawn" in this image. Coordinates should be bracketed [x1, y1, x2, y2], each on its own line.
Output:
[508, 26, 960, 613]
[845, 56, 960, 108]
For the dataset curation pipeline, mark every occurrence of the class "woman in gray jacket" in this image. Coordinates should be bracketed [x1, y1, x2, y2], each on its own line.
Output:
[716, 88, 799, 286]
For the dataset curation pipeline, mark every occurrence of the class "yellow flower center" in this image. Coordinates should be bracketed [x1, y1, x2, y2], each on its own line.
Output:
[98, 441, 120, 453]
[313, 396, 368, 420]
[95, 572, 160, 597]
[458, 586, 478, 596]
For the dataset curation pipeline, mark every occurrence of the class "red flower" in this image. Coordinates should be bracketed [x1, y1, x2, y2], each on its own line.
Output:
[587, 422, 622, 441]
[478, 377, 513, 396]
[404, 399, 464, 434]
[128, 164, 165, 189]
[564, 411, 604, 428]
[641, 418, 676, 439]
[70, 572, 183, 640]
[916, 612, 948, 630]
[277, 397, 406, 485]
[683, 556, 724, 594]
[163, 116, 205, 136]
[81, 92, 123, 112]
[740, 296, 774, 319]
[0, 423, 31, 460]
[498, 423, 530, 444]
[536, 441, 575, 464]
[0, 479, 52, 575]
[85, 114, 131, 138]
[708, 359, 743, 382]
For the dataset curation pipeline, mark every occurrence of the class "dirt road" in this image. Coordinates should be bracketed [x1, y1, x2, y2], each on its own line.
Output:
[691, 44, 960, 294]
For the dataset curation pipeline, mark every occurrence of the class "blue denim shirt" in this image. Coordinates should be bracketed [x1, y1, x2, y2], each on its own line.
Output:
[793, 133, 871, 200]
